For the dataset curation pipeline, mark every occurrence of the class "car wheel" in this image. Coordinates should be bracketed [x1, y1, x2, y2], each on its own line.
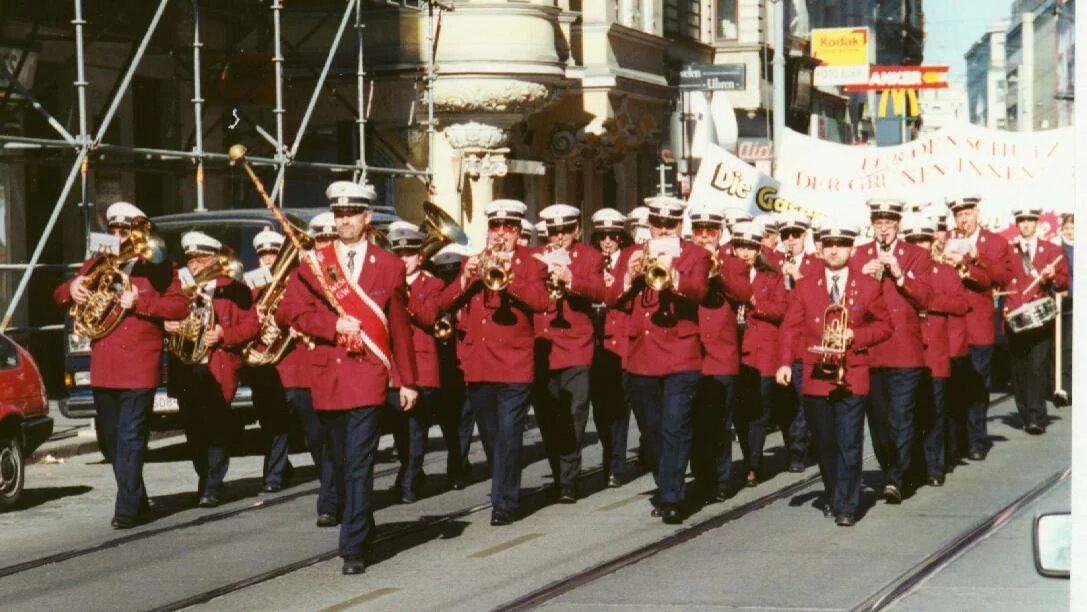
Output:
[0, 431, 24, 509]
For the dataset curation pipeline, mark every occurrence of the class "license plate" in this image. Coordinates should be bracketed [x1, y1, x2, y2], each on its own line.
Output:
[153, 394, 179, 413]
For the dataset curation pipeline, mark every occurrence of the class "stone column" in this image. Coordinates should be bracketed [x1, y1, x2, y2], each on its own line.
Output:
[442, 120, 511, 247]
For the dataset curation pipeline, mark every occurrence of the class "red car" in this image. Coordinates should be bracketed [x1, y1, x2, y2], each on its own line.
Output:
[0, 332, 53, 508]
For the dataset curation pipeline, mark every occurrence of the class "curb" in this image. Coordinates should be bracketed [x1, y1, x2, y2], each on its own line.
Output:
[31, 430, 185, 463]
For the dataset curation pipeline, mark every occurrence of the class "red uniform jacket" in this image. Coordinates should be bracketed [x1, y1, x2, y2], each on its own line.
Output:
[741, 264, 788, 377]
[785, 252, 827, 361]
[946, 312, 969, 359]
[404, 271, 445, 388]
[959, 228, 1012, 346]
[699, 251, 753, 377]
[921, 261, 970, 378]
[435, 245, 550, 384]
[168, 277, 260, 403]
[278, 244, 417, 410]
[1001, 237, 1070, 332]
[54, 257, 189, 389]
[533, 242, 606, 370]
[606, 240, 711, 377]
[598, 249, 629, 366]
[850, 240, 932, 369]
[778, 272, 892, 398]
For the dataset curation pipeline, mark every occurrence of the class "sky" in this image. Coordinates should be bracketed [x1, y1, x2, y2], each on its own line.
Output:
[922, 0, 1017, 81]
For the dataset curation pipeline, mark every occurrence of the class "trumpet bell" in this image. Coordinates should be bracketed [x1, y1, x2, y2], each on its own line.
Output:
[482, 265, 511, 291]
[644, 260, 672, 292]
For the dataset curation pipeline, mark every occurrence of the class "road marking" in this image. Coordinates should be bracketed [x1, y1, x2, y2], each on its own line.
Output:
[320, 587, 400, 612]
[468, 533, 545, 558]
[596, 494, 648, 511]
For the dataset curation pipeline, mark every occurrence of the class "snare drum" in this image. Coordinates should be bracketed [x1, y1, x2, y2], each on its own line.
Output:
[1005, 297, 1057, 334]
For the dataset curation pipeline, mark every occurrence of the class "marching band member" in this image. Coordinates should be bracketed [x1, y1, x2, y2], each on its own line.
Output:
[778, 210, 823, 472]
[244, 228, 294, 494]
[53, 202, 188, 528]
[166, 231, 259, 509]
[942, 196, 1012, 460]
[754, 213, 783, 266]
[1056, 212, 1073, 406]
[435, 199, 550, 526]
[689, 205, 751, 501]
[851, 198, 932, 504]
[430, 244, 474, 489]
[628, 206, 651, 245]
[733, 222, 788, 487]
[589, 208, 633, 487]
[1002, 207, 1069, 434]
[277, 180, 418, 575]
[900, 213, 968, 487]
[606, 196, 711, 524]
[533, 204, 606, 503]
[724, 207, 753, 232]
[536, 220, 554, 248]
[776, 220, 892, 526]
[384, 222, 445, 503]
[520, 218, 535, 247]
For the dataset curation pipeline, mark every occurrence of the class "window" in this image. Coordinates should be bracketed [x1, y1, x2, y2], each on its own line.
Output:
[663, 0, 701, 41]
[0, 335, 19, 370]
[715, 0, 738, 40]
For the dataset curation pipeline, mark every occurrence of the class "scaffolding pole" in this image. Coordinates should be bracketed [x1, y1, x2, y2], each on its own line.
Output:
[272, 0, 287, 205]
[191, 0, 207, 211]
[354, 0, 368, 183]
[425, 1, 438, 196]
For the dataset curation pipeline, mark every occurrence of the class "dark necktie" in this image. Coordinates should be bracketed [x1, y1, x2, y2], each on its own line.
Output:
[347, 251, 356, 276]
[830, 274, 841, 304]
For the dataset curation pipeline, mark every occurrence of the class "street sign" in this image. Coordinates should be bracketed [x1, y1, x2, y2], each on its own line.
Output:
[736, 139, 772, 162]
[813, 65, 869, 87]
[811, 27, 869, 67]
[679, 64, 746, 91]
[506, 159, 546, 176]
[844, 66, 949, 92]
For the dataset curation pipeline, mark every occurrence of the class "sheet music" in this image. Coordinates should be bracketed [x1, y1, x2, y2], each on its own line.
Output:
[646, 236, 681, 259]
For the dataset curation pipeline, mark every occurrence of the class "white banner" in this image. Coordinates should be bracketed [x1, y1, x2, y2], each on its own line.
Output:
[687, 143, 824, 222]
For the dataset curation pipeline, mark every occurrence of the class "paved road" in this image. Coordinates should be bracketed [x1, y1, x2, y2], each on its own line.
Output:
[0, 394, 1069, 611]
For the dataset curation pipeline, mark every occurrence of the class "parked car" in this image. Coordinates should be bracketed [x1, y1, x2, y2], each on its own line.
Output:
[58, 206, 397, 427]
[0, 332, 53, 508]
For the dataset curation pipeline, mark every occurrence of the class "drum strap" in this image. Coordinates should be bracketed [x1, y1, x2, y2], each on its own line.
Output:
[1019, 245, 1038, 278]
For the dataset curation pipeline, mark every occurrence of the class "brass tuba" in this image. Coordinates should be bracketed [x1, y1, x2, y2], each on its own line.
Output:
[809, 303, 849, 386]
[243, 230, 316, 366]
[70, 221, 166, 340]
[419, 201, 469, 259]
[168, 247, 244, 365]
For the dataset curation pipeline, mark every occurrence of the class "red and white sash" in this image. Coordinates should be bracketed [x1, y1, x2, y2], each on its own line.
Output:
[312, 242, 391, 370]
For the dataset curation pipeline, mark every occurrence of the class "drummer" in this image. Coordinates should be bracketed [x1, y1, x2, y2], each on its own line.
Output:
[1002, 207, 1069, 435]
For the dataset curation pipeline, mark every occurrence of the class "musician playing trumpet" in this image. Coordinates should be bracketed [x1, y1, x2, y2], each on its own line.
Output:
[1002, 207, 1069, 435]
[165, 231, 259, 509]
[776, 220, 891, 526]
[53, 202, 188, 529]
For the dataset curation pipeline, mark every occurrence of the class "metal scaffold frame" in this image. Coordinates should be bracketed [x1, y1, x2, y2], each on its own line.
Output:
[0, 0, 440, 331]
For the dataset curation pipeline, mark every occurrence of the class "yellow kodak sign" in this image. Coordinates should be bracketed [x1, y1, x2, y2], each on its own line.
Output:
[811, 27, 870, 67]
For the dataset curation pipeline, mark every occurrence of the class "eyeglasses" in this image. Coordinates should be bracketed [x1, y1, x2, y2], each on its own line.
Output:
[650, 218, 680, 230]
[781, 229, 805, 239]
[488, 219, 519, 231]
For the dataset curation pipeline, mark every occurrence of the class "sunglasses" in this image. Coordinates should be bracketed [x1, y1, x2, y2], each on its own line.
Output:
[781, 229, 805, 239]
[650, 218, 681, 230]
[488, 219, 520, 230]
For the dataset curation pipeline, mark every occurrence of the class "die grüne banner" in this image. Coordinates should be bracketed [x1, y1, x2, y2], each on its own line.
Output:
[688, 123, 1073, 234]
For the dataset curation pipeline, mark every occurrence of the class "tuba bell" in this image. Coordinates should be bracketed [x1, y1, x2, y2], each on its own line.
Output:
[168, 246, 244, 365]
[70, 220, 166, 340]
[242, 228, 316, 366]
[419, 201, 469, 260]
[809, 303, 849, 386]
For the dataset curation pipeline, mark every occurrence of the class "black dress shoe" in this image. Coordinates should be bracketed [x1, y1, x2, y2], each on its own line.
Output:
[558, 486, 577, 504]
[835, 513, 855, 527]
[341, 556, 366, 575]
[607, 475, 622, 488]
[883, 484, 902, 504]
[822, 504, 834, 518]
[197, 495, 221, 508]
[661, 506, 683, 525]
[111, 515, 138, 529]
[261, 483, 282, 494]
[316, 513, 340, 528]
[400, 491, 417, 504]
[787, 459, 805, 473]
[490, 509, 514, 526]
[928, 476, 945, 487]
[451, 475, 468, 490]
[650, 506, 663, 517]
[1025, 423, 1045, 435]
[745, 471, 759, 488]
[967, 448, 987, 461]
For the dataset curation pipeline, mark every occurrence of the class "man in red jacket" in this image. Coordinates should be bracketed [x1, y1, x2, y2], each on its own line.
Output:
[606, 196, 711, 524]
[901, 214, 968, 487]
[165, 231, 260, 510]
[435, 199, 550, 526]
[278, 180, 418, 575]
[943, 196, 1012, 460]
[532, 204, 606, 503]
[689, 203, 751, 502]
[851, 198, 933, 504]
[54, 202, 189, 528]
[1002, 207, 1070, 434]
[776, 220, 892, 526]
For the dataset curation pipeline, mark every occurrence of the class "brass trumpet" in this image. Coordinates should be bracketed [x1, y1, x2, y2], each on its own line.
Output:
[478, 249, 513, 291]
[643, 256, 673, 292]
[433, 313, 455, 339]
[707, 252, 720, 279]
[809, 303, 849, 386]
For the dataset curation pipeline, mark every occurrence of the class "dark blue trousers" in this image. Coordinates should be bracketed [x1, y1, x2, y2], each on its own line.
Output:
[436, 354, 473, 480]
[384, 387, 435, 496]
[736, 365, 773, 473]
[319, 406, 380, 559]
[92, 387, 154, 519]
[781, 360, 811, 460]
[691, 374, 735, 496]
[804, 393, 865, 515]
[539, 365, 592, 487]
[947, 355, 972, 459]
[590, 348, 631, 479]
[468, 383, 531, 512]
[914, 371, 946, 480]
[286, 388, 339, 516]
[867, 367, 922, 490]
[626, 371, 700, 506]
[1008, 327, 1053, 428]
[177, 364, 231, 497]
[966, 344, 994, 452]
[250, 370, 291, 488]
